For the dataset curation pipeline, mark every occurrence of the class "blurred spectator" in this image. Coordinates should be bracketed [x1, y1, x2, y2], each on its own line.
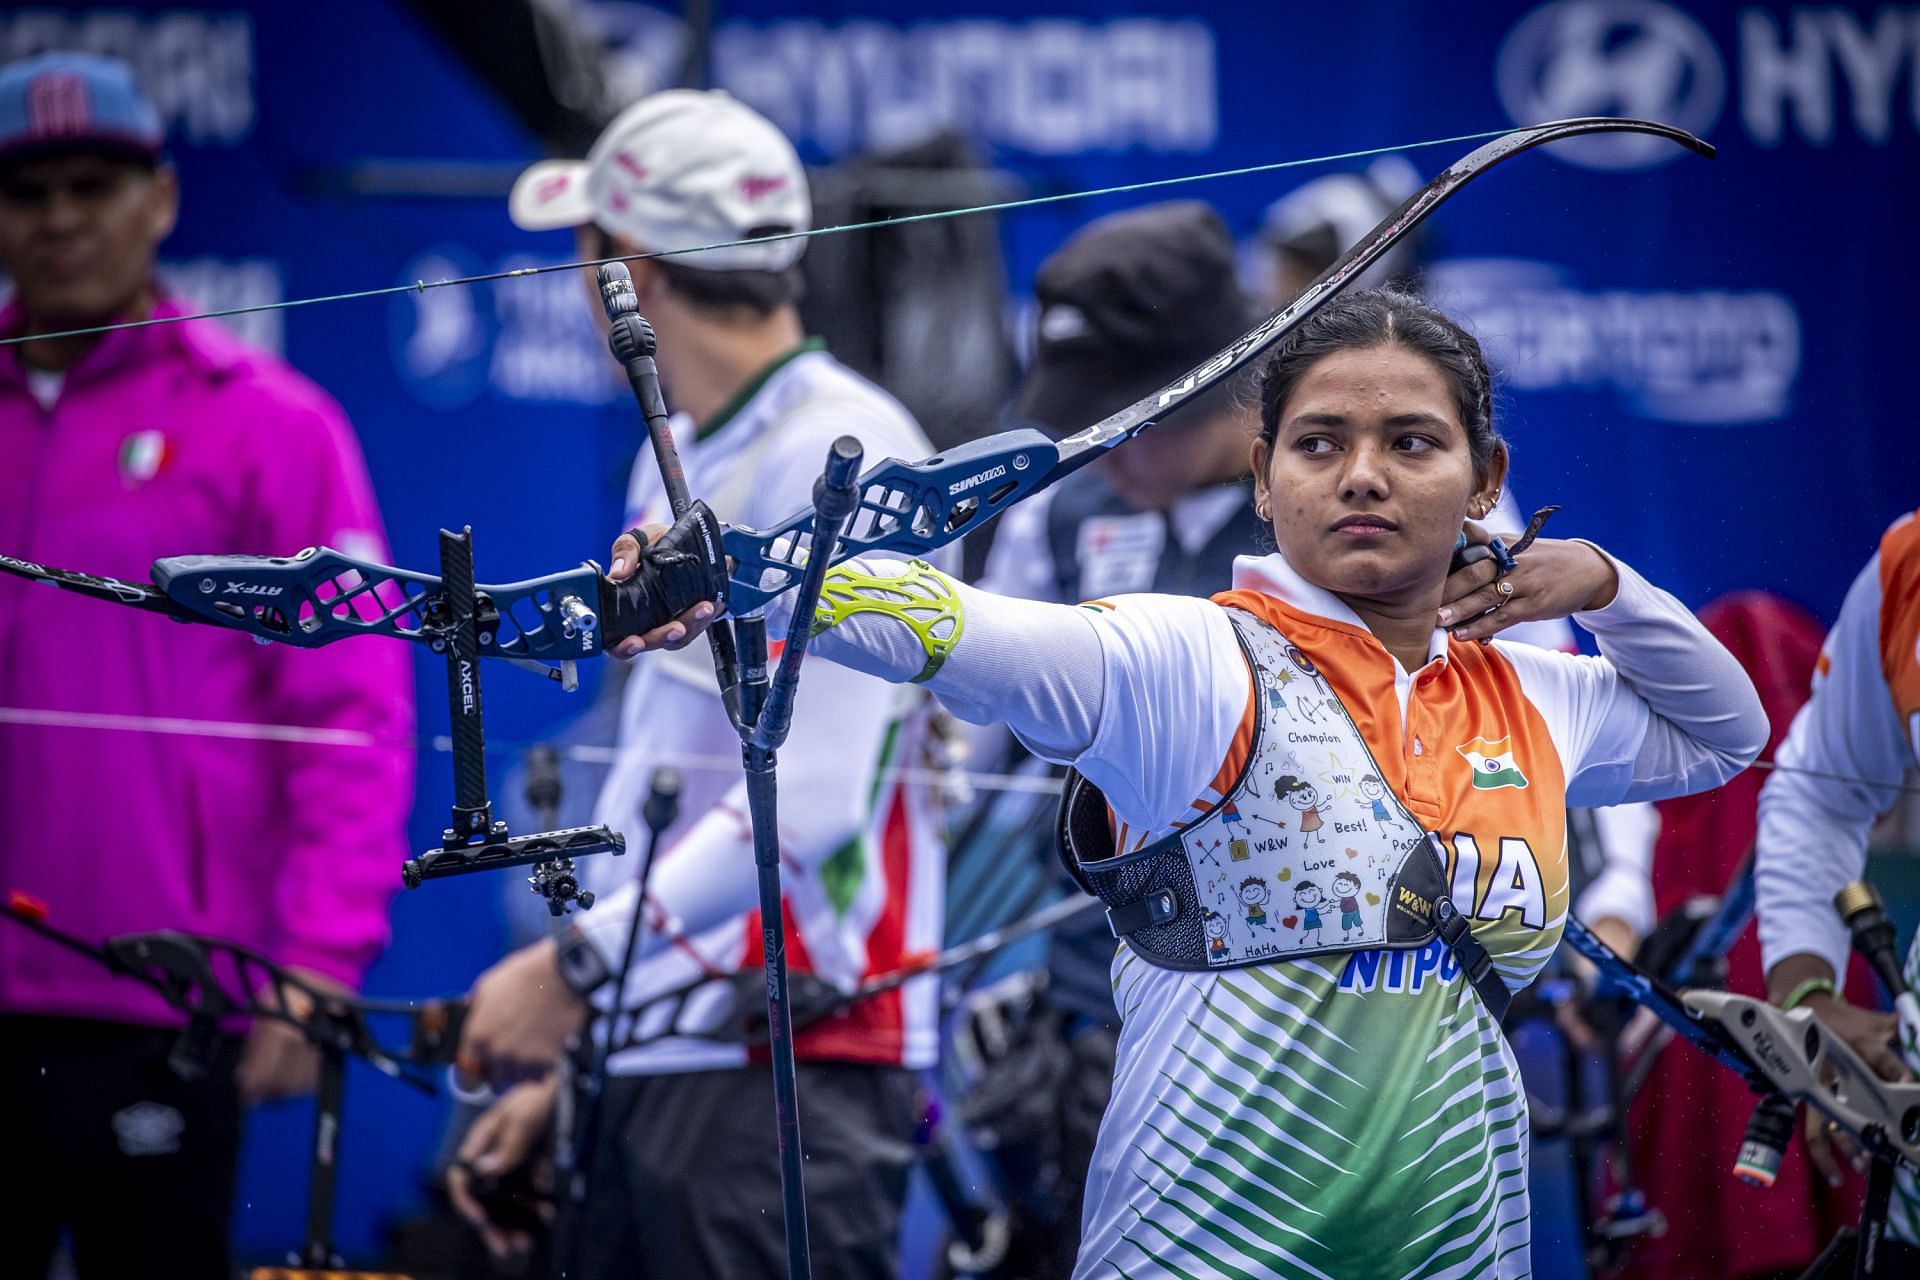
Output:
[451, 89, 948, 1279]
[1624, 592, 1869, 1279]
[0, 52, 413, 1279]
[801, 130, 1018, 454]
[1252, 155, 1425, 307]
[1753, 509, 1920, 1266]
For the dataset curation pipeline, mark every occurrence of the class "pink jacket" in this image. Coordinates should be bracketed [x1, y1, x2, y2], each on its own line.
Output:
[0, 297, 415, 1027]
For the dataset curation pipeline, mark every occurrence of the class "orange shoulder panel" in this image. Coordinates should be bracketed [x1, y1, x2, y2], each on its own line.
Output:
[1877, 510, 1920, 722]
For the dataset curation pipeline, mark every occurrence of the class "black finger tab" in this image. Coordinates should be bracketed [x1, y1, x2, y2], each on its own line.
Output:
[1451, 543, 1496, 575]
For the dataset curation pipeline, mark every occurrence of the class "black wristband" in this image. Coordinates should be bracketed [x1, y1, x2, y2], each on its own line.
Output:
[556, 929, 612, 997]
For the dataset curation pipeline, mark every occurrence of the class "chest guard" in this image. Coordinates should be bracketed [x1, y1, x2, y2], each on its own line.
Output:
[1057, 608, 1510, 1019]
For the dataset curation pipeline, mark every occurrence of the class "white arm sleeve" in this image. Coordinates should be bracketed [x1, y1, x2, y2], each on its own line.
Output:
[1495, 549, 1767, 808]
[789, 558, 1106, 758]
[795, 561, 1246, 832]
[964, 490, 1062, 768]
[1755, 555, 1909, 979]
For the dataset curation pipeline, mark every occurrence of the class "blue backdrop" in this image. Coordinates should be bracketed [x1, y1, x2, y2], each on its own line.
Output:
[4, 0, 1916, 1264]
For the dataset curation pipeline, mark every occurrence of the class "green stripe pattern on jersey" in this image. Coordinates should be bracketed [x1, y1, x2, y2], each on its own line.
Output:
[1076, 946, 1532, 1280]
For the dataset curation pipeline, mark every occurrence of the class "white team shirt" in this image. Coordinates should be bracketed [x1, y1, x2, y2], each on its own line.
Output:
[579, 344, 947, 1074]
[1755, 551, 1916, 979]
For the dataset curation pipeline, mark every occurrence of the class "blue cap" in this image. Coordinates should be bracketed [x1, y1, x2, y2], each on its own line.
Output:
[0, 53, 164, 168]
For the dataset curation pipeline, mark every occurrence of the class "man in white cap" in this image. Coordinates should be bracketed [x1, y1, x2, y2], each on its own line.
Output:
[449, 91, 949, 1279]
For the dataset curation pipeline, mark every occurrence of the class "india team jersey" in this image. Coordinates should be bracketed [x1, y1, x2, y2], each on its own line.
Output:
[1065, 552, 1703, 1280]
[1756, 507, 1920, 1244]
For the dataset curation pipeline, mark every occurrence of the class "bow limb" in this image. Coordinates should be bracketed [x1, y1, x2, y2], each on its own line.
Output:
[719, 116, 1713, 612]
[0, 119, 1717, 646]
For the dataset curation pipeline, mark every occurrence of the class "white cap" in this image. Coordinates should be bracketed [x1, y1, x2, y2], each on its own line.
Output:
[509, 89, 811, 272]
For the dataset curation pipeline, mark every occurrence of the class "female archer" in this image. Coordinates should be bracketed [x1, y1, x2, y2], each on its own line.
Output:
[610, 290, 1767, 1279]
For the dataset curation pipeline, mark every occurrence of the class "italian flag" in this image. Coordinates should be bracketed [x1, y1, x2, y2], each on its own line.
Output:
[1457, 736, 1528, 790]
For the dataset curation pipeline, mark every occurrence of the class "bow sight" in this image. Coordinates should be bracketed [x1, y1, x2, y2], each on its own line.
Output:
[390, 527, 624, 909]
[0, 533, 635, 912]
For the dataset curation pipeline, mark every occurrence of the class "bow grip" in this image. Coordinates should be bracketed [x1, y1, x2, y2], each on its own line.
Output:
[595, 500, 732, 645]
[597, 572, 666, 646]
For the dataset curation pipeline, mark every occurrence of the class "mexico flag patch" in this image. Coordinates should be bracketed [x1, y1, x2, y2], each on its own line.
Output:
[1457, 736, 1529, 790]
[118, 429, 169, 485]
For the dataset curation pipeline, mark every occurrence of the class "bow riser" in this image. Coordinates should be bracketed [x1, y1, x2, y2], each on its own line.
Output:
[150, 548, 607, 662]
[721, 429, 1060, 611]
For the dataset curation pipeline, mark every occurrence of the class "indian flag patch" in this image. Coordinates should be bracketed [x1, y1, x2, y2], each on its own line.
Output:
[118, 429, 169, 485]
[1457, 735, 1529, 790]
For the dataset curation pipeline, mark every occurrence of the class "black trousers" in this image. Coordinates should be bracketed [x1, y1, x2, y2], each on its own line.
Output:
[567, 1061, 919, 1280]
[1, 1014, 244, 1280]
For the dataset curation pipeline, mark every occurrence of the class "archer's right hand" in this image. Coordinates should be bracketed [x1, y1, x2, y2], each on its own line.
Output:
[600, 501, 729, 657]
[448, 1075, 559, 1259]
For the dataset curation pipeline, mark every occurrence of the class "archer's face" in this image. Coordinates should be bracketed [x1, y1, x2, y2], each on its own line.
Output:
[1252, 345, 1501, 609]
[0, 154, 175, 327]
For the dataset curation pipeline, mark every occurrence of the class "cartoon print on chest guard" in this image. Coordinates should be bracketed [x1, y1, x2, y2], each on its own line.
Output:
[1333, 869, 1366, 940]
[1238, 876, 1273, 930]
[1290, 880, 1326, 945]
[1276, 775, 1329, 846]
[1358, 773, 1409, 834]
[1263, 665, 1325, 726]
[1203, 909, 1231, 958]
[1147, 610, 1449, 968]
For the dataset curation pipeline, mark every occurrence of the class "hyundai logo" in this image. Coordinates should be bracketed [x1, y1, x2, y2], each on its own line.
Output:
[1497, 0, 1725, 170]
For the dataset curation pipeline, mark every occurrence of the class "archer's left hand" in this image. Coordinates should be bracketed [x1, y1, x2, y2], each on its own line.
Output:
[456, 938, 589, 1089]
[238, 966, 352, 1105]
[1439, 525, 1619, 643]
[600, 502, 730, 658]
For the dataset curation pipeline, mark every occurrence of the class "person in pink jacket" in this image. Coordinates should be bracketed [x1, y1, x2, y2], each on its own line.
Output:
[0, 53, 413, 1279]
